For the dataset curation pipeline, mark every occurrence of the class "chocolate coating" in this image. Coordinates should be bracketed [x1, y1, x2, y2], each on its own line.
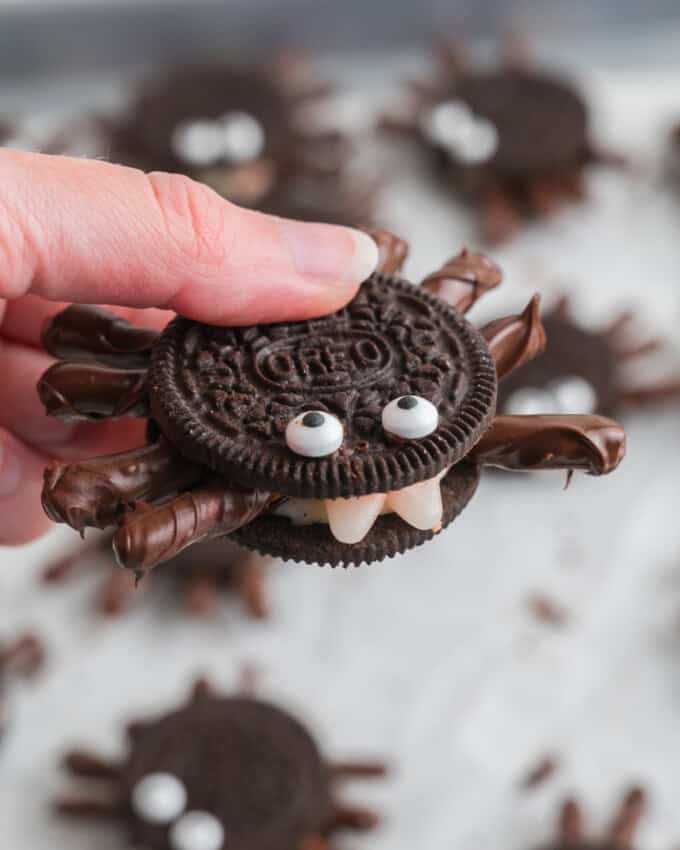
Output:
[38, 363, 148, 420]
[421, 248, 503, 313]
[480, 295, 546, 381]
[113, 483, 275, 573]
[42, 441, 200, 531]
[469, 414, 626, 475]
[41, 305, 158, 368]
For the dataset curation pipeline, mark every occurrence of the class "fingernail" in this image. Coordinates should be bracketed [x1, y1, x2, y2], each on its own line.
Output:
[0, 441, 21, 498]
[279, 220, 378, 287]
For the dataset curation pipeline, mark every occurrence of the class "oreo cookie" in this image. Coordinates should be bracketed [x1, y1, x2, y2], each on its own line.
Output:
[389, 46, 615, 242]
[56, 679, 385, 850]
[497, 301, 680, 419]
[108, 62, 375, 225]
[39, 231, 626, 570]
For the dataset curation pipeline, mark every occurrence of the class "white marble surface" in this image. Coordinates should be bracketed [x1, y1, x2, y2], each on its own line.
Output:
[1, 54, 680, 850]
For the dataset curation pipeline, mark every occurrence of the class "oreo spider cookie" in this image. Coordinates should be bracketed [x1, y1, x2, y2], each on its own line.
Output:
[39, 229, 627, 571]
[55, 679, 386, 850]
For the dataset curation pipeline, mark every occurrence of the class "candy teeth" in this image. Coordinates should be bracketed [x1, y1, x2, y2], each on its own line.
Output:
[324, 493, 387, 544]
[385, 474, 444, 532]
[274, 470, 448, 543]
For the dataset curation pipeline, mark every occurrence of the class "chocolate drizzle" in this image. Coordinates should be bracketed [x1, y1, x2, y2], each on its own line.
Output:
[38, 363, 149, 420]
[480, 294, 546, 381]
[469, 414, 626, 475]
[41, 305, 158, 368]
[112, 483, 277, 573]
[42, 440, 200, 531]
[421, 248, 503, 313]
[361, 227, 410, 274]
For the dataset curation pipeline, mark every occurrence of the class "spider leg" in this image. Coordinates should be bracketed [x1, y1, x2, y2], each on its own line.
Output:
[559, 799, 584, 842]
[479, 181, 523, 244]
[602, 310, 634, 342]
[615, 378, 680, 408]
[184, 572, 221, 617]
[43, 534, 110, 582]
[469, 414, 626, 475]
[607, 787, 646, 847]
[38, 363, 149, 420]
[360, 227, 410, 275]
[112, 484, 276, 575]
[421, 248, 502, 312]
[501, 29, 532, 70]
[299, 836, 331, 850]
[42, 439, 201, 532]
[323, 803, 380, 832]
[0, 634, 44, 676]
[41, 305, 157, 368]
[479, 295, 546, 381]
[96, 567, 140, 616]
[329, 761, 387, 779]
[189, 677, 214, 702]
[550, 295, 572, 321]
[611, 337, 662, 360]
[526, 174, 565, 217]
[435, 37, 471, 75]
[236, 553, 271, 620]
[54, 798, 119, 818]
[63, 750, 121, 779]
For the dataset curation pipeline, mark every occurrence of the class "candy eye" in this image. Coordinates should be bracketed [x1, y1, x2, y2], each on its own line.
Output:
[219, 111, 266, 164]
[550, 375, 598, 414]
[382, 395, 439, 440]
[131, 772, 187, 824]
[504, 387, 555, 416]
[423, 99, 499, 165]
[285, 411, 344, 457]
[170, 810, 225, 850]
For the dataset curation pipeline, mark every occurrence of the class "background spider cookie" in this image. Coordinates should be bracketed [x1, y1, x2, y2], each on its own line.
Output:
[498, 298, 680, 418]
[106, 59, 377, 225]
[386, 40, 620, 242]
[38, 230, 627, 569]
[55, 677, 386, 850]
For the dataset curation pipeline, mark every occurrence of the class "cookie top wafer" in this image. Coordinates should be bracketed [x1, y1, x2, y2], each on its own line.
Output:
[148, 273, 497, 499]
[121, 696, 329, 850]
[430, 69, 588, 178]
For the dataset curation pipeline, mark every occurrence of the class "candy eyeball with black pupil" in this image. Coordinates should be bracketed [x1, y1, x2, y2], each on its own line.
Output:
[550, 375, 598, 414]
[504, 387, 555, 416]
[285, 410, 344, 457]
[170, 810, 225, 850]
[131, 772, 187, 824]
[382, 395, 439, 439]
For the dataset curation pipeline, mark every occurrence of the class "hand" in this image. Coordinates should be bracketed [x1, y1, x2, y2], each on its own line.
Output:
[0, 150, 378, 544]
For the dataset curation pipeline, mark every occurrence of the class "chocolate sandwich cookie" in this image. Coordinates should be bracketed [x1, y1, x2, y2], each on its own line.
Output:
[387, 42, 618, 242]
[43, 535, 273, 619]
[56, 677, 386, 850]
[535, 787, 645, 850]
[498, 299, 680, 418]
[38, 229, 626, 569]
[0, 634, 44, 741]
[108, 60, 375, 225]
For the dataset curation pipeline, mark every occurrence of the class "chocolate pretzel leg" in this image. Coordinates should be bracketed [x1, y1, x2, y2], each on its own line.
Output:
[42, 439, 201, 532]
[469, 415, 626, 475]
[112, 483, 277, 574]
[421, 249, 502, 312]
[480, 295, 546, 381]
[0, 634, 44, 676]
[41, 305, 158, 367]
[360, 227, 409, 274]
[616, 378, 680, 407]
[38, 363, 148, 420]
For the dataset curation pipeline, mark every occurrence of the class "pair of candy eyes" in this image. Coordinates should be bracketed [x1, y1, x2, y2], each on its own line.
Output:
[285, 395, 439, 458]
[131, 772, 224, 850]
[505, 375, 598, 417]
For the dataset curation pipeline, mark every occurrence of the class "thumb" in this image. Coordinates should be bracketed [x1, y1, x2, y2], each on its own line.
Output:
[0, 151, 378, 324]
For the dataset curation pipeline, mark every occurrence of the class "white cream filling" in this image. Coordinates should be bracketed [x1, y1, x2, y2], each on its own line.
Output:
[274, 468, 449, 544]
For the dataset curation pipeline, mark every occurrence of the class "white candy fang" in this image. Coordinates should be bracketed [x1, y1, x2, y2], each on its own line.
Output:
[325, 493, 386, 544]
[274, 469, 449, 543]
[385, 475, 444, 532]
